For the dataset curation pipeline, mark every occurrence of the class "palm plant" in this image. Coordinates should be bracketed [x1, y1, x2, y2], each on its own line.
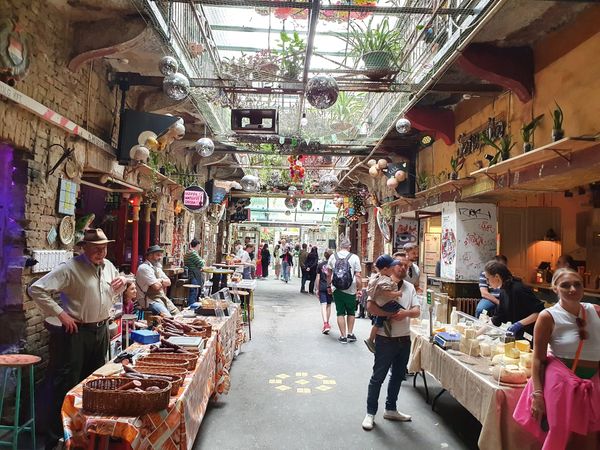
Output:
[480, 133, 516, 167]
[416, 171, 430, 191]
[521, 114, 544, 152]
[551, 101, 564, 141]
[329, 92, 365, 132]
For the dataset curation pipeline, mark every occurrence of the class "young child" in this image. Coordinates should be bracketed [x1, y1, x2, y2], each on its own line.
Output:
[364, 254, 404, 353]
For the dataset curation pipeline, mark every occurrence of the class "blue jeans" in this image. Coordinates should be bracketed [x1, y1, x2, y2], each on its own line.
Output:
[366, 336, 411, 415]
[187, 268, 203, 305]
[282, 262, 291, 282]
[149, 300, 172, 317]
[475, 299, 497, 318]
[373, 301, 402, 328]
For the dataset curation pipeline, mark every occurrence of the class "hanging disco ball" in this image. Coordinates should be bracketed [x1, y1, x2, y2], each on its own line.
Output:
[285, 197, 298, 209]
[299, 199, 313, 211]
[195, 137, 215, 157]
[306, 75, 339, 109]
[240, 175, 260, 192]
[395, 117, 412, 135]
[319, 173, 338, 193]
[163, 72, 190, 101]
[158, 56, 179, 76]
[288, 186, 298, 196]
[284, 210, 292, 216]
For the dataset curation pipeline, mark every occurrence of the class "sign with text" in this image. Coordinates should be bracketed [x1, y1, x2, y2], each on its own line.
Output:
[182, 185, 208, 213]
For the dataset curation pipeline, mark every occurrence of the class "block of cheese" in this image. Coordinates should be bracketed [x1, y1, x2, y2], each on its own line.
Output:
[494, 342, 506, 356]
[492, 354, 520, 366]
[509, 347, 521, 360]
[480, 342, 492, 357]
[516, 340, 531, 353]
[465, 328, 477, 339]
[455, 323, 466, 334]
[504, 341, 516, 357]
[519, 352, 533, 369]
[459, 337, 480, 356]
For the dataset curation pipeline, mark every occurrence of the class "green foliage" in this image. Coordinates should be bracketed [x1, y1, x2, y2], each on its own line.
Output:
[337, 17, 404, 65]
[521, 114, 544, 142]
[450, 154, 465, 172]
[276, 31, 306, 80]
[480, 133, 516, 166]
[330, 92, 365, 124]
[551, 101, 563, 130]
[416, 171, 430, 191]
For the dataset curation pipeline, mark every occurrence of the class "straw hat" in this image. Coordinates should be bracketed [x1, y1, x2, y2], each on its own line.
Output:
[145, 245, 164, 256]
[76, 228, 114, 245]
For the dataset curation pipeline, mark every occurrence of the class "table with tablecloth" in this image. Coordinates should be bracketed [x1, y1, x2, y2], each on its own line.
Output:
[408, 329, 540, 450]
[62, 334, 217, 450]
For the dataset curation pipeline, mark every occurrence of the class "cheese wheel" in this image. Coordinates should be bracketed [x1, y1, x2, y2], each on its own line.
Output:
[480, 342, 492, 357]
[509, 347, 521, 359]
[492, 364, 527, 384]
[519, 352, 533, 369]
[503, 341, 516, 357]
[491, 354, 520, 366]
[516, 340, 531, 352]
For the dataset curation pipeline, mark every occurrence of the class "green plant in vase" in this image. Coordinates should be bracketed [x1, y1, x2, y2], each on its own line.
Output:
[337, 17, 404, 80]
[550, 101, 564, 141]
[449, 155, 465, 180]
[330, 92, 365, 132]
[480, 133, 516, 167]
[276, 31, 306, 80]
[521, 114, 544, 152]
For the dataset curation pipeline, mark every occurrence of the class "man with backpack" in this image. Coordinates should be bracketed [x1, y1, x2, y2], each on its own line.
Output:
[327, 238, 363, 343]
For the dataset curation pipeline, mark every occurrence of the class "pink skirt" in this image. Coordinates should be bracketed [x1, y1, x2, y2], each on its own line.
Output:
[513, 355, 600, 450]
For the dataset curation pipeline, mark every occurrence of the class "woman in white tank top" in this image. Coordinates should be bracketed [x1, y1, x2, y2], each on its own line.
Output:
[513, 269, 600, 449]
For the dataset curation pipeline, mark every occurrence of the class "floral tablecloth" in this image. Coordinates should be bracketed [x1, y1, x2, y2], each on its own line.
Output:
[62, 334, 217, 450]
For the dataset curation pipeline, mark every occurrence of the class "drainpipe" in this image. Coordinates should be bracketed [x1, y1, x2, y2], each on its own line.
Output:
[131, 196, 141, 273]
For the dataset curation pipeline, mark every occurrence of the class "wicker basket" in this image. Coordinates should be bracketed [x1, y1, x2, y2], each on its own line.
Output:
[82, 377, 170, 416]
[135, 359, 189, 370]
[138, 353, 198, 370]
[134, 367, 188, 395]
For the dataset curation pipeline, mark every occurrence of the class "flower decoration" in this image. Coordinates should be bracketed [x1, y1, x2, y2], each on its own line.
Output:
[261, 1, 376, 23]
[288, 154, 306, 183]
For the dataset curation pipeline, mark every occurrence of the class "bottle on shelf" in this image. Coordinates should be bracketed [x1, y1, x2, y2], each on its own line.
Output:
[450, 306, 458, 326]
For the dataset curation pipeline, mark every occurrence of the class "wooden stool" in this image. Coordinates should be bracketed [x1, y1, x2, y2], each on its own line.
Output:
[0, 354, 41, 450]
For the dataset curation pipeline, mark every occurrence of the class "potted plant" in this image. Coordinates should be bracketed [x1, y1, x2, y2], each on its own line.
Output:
[449, 155, 465, 179]
[480, 133, 516, 167]
[551, 101, 564, 141]
[416, 171, 430, 191]
[521, 114, 544, 152]
[330, 92, 364, 132]
[337, 17, 403, 80]
[276, 31, 306, 80]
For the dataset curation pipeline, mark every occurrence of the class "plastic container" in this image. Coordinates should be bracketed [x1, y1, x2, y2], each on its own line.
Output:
[131, 330, 160, 345]
[450, 307, 458, 326]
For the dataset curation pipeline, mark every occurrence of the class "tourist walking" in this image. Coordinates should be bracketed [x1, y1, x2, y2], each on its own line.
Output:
[362, 254, 420, 431]
[273, 244, 281, 280]
[327, 238, 362, 343]
[513, 268, 600, 449]
[135, 245, 179, 316]
[261, 243, 271, 278]
[315, 250, 333, 334]
[256, 246, 263, 278]
[303, 246, 319, 294]
[299, 243, 309, 287]
[280, 247, 293, 283]
[239, 243, 254, 279]
[28, 229, 127, 449]
[184, 238, 205, 305]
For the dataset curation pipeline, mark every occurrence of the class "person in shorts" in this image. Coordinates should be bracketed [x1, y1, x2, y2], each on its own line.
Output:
[315, 250, 333, 334]
[327, 238, 362, 343]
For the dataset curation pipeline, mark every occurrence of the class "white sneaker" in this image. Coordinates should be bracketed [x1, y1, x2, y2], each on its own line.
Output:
[383, 410, 412, 421]
[362, 413, 375, 430]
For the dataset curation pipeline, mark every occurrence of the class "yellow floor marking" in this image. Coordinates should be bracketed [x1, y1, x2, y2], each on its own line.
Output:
[296, 388, 311, 394]
[315, 385, 332, 392]
[312, 374, 327, 380]
[268, 379, 282, 384]
[295, 379, 309, 385]
[295, 372, 308, 377]
[275, 385, 291, 391]
[276, 373, 290, 379]
[323, 379, 336, 385]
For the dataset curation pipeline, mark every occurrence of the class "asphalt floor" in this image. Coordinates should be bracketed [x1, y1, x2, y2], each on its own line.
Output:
[193, 276, 481, 450]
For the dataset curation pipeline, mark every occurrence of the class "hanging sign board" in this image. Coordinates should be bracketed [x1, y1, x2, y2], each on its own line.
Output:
[182, 185, 209, 213]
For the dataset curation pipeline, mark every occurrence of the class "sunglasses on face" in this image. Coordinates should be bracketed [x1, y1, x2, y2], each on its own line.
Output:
[558, 281, 583, 290]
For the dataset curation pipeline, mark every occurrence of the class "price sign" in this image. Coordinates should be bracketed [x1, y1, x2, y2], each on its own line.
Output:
[182, 186, 208, 212]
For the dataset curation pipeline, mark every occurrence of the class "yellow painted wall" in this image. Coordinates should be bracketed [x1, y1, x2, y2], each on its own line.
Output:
[418, 9, 600, 181]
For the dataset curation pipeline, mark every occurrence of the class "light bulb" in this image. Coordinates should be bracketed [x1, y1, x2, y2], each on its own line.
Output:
[300, 113, 308, 127]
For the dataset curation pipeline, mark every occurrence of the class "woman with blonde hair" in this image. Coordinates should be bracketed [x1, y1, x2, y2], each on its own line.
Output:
[513, 268, 600, 449]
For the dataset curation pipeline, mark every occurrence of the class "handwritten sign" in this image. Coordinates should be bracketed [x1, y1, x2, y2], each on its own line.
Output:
[182, 186, 208, 212]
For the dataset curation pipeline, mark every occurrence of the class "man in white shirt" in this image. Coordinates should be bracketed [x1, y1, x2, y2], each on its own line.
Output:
[327, 238, 363, 344]
[135, 245, 179, 316]
[403, 243, 421, 291]
[362, 254, 420, 431]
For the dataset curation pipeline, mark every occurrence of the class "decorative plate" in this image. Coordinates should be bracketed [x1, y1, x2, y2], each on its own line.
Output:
[59, 216, 75, 245]
[64, 158, 79, 179]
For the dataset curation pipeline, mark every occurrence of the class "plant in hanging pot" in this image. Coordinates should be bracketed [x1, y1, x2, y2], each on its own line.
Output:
[550, 101, 564, 141]
[337, 17, 403, 80]
[330, 92, 365, 133]
[480, 133, 516, 167]
[521, 114, 544, 152]
[276, 31, 306, 80]
[449, 155, 465, 180]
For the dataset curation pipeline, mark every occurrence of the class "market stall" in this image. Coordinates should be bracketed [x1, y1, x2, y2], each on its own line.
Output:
[61, 305, 243, 450]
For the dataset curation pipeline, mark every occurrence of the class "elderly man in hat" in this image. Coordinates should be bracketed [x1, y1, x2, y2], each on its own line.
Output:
[29, 228, 127, 448]
[135, 245, 179, 317]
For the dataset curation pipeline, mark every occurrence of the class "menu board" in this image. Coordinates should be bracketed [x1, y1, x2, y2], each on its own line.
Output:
[423, 232, 440, 275]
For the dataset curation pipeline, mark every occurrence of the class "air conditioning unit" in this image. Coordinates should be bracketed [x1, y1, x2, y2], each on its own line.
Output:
[231, 109, 278, 134]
